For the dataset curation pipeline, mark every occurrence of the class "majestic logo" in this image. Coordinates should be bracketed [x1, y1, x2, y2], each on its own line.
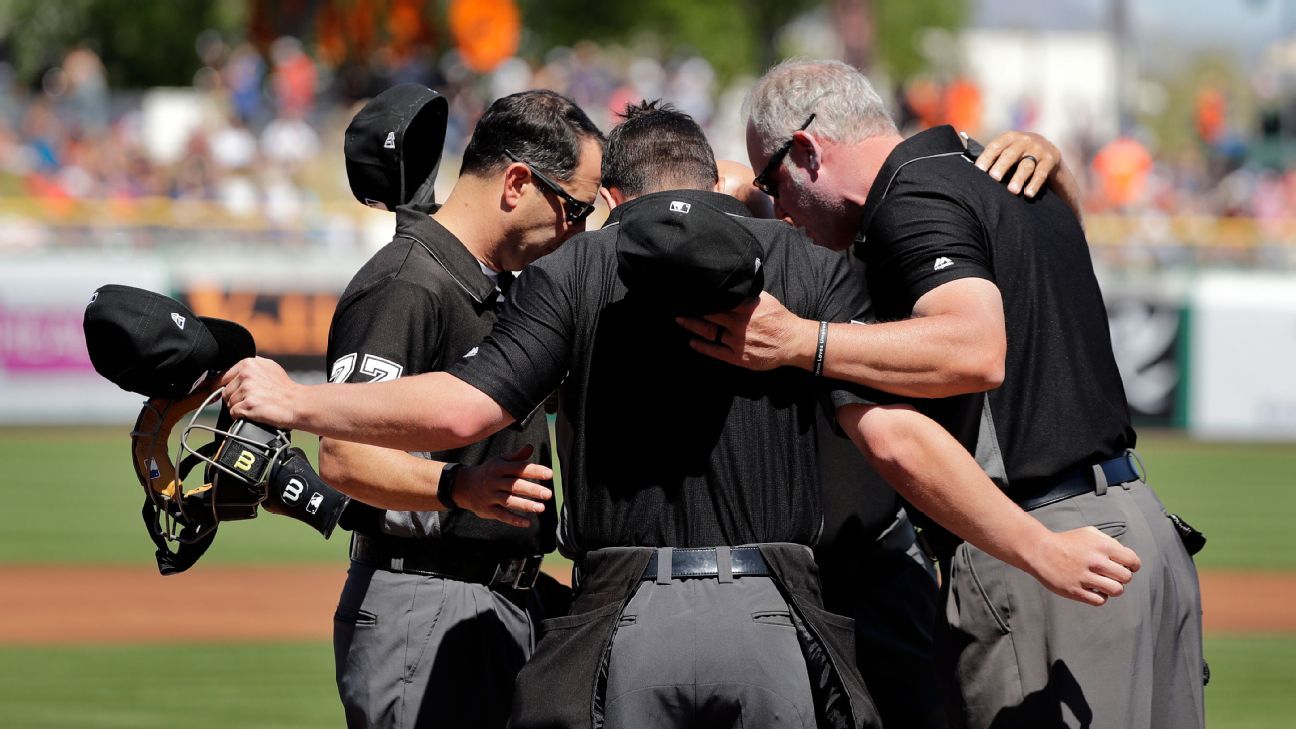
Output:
[171, 313, 186, 329]
[88, 291, 98, 304]
[933, 256, 954, 271]
[669, 201, 691, 214]
[383, 131, 397, 150]
[464, 346, 479, 358]
[282, 477, 304, 503]
[306, 492, 324, 514]
[754, 257, 762, 273]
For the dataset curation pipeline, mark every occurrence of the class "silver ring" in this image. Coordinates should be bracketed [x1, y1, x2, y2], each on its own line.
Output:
[1021, 154, 1039, 165]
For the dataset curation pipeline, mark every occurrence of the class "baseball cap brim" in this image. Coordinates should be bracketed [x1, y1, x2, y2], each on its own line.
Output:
[200, 316, 256, 372]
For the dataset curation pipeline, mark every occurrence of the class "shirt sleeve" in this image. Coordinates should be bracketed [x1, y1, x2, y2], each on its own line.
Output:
[327, 279, 443, 382]
[448, 255, 576, 422]
[326, 279, 444, 538]
[866, 184, 993, 315]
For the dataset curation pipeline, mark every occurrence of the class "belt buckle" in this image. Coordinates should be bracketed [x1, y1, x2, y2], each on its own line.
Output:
[492, 555, 542, 590]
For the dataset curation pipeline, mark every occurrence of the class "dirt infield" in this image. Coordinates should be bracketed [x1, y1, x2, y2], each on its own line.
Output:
[0, 566, 1292, 645]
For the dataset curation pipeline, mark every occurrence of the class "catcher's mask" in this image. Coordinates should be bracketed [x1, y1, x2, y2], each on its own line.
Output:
[130, 388, 291, 574]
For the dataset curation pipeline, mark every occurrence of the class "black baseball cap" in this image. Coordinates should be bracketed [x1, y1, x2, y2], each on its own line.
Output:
[616, 190, 765, 316]
[83, 285, 256, 400]
[345, 83, 449, 211]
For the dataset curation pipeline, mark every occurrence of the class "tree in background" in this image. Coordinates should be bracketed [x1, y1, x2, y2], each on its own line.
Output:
[0, 0, 247, 88]
[517, 0, 965, 84]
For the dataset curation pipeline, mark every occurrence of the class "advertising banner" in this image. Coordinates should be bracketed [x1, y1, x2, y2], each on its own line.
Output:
[1106, 295, 1186, 427]
[0, 257, 168, 423]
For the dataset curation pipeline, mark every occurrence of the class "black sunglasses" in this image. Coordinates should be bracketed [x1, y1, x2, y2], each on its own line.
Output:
[752, 113, 816, 198]
[504, 149, 596, 224]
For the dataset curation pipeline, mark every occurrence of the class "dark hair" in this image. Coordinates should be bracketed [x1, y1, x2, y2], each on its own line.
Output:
[460, 89, 605, 181]
[601, 100, 718, 198]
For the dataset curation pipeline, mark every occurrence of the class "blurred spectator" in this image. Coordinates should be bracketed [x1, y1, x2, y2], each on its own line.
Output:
[0, 22, 1288, 268]
[1093, 137, 1153, 211]
[270, 37, 316, 118]
[225, 43, 267, 125]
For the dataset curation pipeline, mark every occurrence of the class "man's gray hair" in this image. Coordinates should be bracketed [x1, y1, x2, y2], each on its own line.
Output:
[744, 58, 897, 157]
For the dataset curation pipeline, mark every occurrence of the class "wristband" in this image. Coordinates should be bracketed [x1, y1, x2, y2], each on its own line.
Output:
[813, 321, 829, 377]
[437, 462, 463, 510]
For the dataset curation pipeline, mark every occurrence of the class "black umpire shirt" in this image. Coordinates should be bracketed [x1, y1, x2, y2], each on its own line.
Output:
[326, 203, 556, 558]
[856, 125, 1135, 493]
[813, 254, 906, 594]
[447, 190, 873, 559]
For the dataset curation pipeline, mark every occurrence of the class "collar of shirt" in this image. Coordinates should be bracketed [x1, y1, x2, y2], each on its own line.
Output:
[601, 188, 752, 229]
[394, 203, 499, 305]
[857, 124, 971, 242]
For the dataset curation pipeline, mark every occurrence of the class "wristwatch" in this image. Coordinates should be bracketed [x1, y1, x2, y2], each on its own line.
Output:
[437, 462, 463, 510]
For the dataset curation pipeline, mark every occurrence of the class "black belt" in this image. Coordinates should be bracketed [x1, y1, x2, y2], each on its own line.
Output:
[1013, 451, 1143, 512]
[350, 533, 542, 590]
[639, 546, 770, 580]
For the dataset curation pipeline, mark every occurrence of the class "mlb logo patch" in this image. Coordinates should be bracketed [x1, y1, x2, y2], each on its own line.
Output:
[307, 492, 324, 514]
[384, 131, 397, 150]
[669, 201, 691, 214]
[171, 313, 186, 330]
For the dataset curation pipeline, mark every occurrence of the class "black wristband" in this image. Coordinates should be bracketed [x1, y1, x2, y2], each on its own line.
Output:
[437, 462, 462, 510]
[813, 321, 829, 377]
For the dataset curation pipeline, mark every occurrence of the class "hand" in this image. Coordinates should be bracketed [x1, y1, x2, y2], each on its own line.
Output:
[453, 445, 554, 528]
[219, 357, 301, 429]
[975, 130, 1063, 198]
[1024, 527, 1142, 606]
[675, 292, 815, 372]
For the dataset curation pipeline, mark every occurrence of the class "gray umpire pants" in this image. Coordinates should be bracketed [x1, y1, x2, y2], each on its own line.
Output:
[940, 477, 1205, 729]
[603, 567, 818, 729]
[334, 561, 537, 729]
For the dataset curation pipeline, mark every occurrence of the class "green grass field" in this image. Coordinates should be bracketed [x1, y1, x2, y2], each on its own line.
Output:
[1, 427, 1294, 726]
[0, 635, 1286, 728]
[1, 427, 1290, 569]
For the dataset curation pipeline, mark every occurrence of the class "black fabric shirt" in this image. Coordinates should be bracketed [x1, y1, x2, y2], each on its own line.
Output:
[448, 190, 874, 559]
[855, 125, 1135, 491]
[326, 203, 556, 557]
[812, 256, 903, 574]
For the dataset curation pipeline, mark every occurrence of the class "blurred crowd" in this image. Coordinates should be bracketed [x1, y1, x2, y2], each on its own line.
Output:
[1, 34, 1293, 265]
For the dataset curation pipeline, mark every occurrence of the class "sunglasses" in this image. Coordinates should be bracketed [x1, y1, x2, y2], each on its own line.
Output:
[752, 113, 816, 199]
[504, 148, 596, 224]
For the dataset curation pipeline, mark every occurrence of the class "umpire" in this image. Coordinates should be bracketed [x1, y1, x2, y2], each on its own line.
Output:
[323, 86, 603, 729]
[222, 100, 1140, 729]
[694, 59, 1203, 729]
[720, 158, 945, 729]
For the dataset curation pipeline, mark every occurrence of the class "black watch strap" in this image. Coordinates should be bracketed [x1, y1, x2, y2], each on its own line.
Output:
[437, 462, 463, 510]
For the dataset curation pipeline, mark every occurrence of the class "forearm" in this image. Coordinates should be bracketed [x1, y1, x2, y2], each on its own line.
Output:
[293, 372, 510, 451]
[319, 438, 449, 511]
[839, 404, 1048, 573]
[782, 315, 1003, 398]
